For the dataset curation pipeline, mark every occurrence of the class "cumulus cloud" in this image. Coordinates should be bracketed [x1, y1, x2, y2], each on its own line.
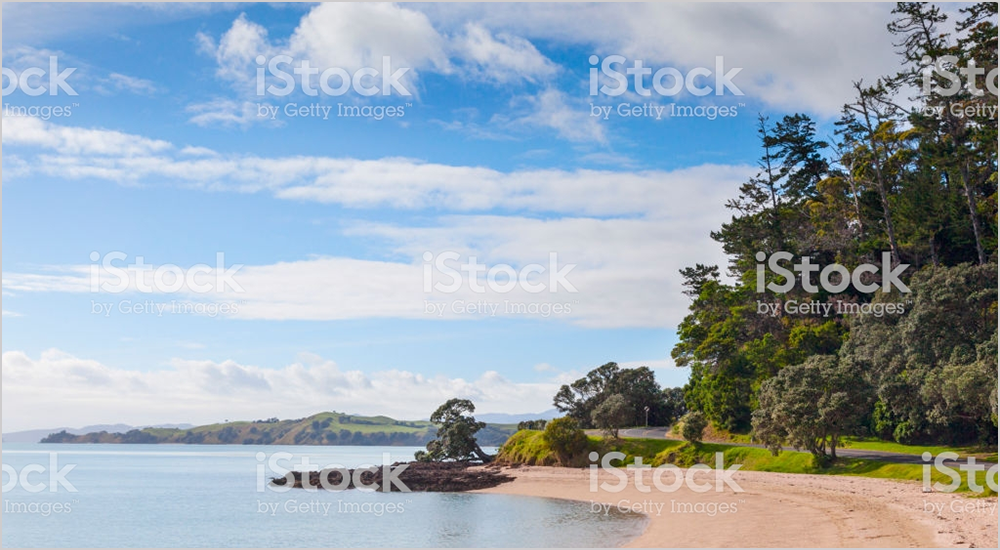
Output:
[1, 349, 562, 432]
[418, 2, 907, 116]
[196, 4, 450, 108]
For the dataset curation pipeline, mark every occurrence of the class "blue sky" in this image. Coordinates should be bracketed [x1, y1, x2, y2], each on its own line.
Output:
[2, 3, 911, 431]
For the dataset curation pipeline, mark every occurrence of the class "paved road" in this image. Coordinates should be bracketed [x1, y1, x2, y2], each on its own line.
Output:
[618, 427, 997, 466]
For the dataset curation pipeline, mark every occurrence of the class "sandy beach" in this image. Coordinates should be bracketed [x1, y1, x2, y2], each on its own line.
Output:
[474, 466, 998, 548]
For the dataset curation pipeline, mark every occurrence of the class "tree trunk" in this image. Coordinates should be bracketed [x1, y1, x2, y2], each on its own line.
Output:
[473, 444, 493, 463]
[959, 162, 987, 265]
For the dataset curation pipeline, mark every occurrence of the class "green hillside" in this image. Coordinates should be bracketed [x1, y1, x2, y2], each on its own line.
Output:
[41, 412, 516, 447]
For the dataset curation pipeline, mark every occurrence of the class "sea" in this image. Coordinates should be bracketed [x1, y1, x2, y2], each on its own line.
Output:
[1, 443, 644, 547]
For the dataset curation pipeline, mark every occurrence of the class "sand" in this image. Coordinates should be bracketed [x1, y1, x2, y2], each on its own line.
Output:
[473, 466, 998, 548]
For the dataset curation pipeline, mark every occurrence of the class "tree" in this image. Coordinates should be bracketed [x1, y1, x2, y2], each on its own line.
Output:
[542, 417, 588, 465]
[662, 387, 688, 426]
[669, 1, 996, 454]
[842, 262, 998, 444]
[591, 394, 630, 439]
[517, 419, 548, 431]
[681, 412, 708, 443]
[415, 399, 492, 463]
[752, 356, 871, 464]
[554, 363, 672, 428]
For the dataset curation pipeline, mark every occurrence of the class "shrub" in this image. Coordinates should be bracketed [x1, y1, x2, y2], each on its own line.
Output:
[591, 394, 631, 438]
[682, 412, 708, 443]
[542, 417, 588, 465]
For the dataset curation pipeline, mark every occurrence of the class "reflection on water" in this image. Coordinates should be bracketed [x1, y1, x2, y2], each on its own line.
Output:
[2, 444, 644, 548]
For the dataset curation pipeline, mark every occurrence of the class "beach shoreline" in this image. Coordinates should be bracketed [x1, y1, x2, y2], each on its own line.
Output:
[473, 465, 998, 548]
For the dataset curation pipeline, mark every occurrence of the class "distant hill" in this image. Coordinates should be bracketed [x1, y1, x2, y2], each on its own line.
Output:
[3, 423, 194, 443]
[39, 412, 515, 447]
[476, 410, 560, 424]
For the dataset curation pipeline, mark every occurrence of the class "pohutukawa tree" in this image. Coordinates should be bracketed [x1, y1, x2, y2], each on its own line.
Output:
[415, 399, 493, 463]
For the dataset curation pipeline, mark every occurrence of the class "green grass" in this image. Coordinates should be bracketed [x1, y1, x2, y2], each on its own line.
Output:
[498, 431, 998, 497]
[496, 430, 561, 465]
[841, 437, 997, 459]
[663, 442, 996, 496]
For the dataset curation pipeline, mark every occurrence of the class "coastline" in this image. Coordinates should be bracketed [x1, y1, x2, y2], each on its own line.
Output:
[473, 466, 998, 548]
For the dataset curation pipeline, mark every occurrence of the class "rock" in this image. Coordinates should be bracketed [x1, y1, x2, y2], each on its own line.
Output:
[270, 461, 514, 492]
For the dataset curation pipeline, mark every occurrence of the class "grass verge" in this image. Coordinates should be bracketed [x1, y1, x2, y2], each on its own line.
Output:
[497, 431, 997, 497]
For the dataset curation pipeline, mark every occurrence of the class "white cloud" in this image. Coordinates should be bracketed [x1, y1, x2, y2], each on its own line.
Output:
[3, 117, 749, 217]
[452, 23, 558, 84]
[2, 213, 736, 329]
[3, 46, 161, 98]
[500, 88, 607, 143]
[198, 4, 450, 110]
[197, 14, 273, 90]
[100, 73, 159, 95]
[1, 116, 172, 157]
[288, 3, 450, 78]
[185, 98, 269, 128]
[3, 118, 746, 329]
[1, 349, 561, 432]
[418, 3, 908, 116]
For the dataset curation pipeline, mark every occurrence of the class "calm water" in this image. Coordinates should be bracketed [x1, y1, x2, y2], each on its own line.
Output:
[1, 444, 643, 547]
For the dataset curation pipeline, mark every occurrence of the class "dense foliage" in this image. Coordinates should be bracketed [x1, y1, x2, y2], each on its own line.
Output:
[681, 412, 708, 444]
[416, 399, 494, 463]
[591, 394, 631, 438]
[541, 417, 589, 465]
[553, 362, 686, 428]
[674, 3, 998, 448]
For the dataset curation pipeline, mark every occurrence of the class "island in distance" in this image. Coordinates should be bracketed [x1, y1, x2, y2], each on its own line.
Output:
[37, 411, 524, 447]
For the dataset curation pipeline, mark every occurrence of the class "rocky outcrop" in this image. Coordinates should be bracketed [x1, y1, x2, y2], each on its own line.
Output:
[271, 461, 513, 492]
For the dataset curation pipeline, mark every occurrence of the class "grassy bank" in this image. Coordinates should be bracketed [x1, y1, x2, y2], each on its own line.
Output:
[840, 437, 998, 460]
[497, 431, 997, 497]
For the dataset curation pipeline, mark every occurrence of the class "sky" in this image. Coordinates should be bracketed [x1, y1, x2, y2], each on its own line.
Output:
[1, 2, 917, 432]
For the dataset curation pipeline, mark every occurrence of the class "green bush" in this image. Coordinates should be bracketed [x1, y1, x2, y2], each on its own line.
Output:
[682, 412, 708, 443]
[542, 417, 588, 465]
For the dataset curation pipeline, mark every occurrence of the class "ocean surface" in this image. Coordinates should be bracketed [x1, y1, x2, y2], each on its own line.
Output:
[1, 443, 644, 548]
